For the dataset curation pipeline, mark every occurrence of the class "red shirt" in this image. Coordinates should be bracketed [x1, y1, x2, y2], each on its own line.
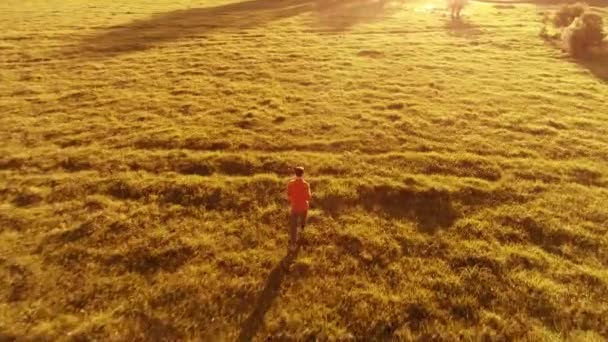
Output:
[287, 177, 311, 213]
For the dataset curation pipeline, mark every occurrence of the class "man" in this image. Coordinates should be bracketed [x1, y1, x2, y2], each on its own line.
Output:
[287, 166, 311, 252]
[448, 0, 467, 19]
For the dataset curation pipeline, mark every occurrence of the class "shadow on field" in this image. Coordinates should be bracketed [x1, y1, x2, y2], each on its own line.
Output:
[576, 52, 608, 82]
[544, 40, 608, 83]
[361, 187, 458, 233]
[237, 248, 299, 342]
[68, 0, 397, 58]
[444, 18, 482, 38]
[318, 186, 459, 233]
[0, 332, 25, 342]
[316, 0, 394, 31]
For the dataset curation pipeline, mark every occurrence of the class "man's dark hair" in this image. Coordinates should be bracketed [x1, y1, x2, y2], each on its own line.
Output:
[294, 166, 304, 177]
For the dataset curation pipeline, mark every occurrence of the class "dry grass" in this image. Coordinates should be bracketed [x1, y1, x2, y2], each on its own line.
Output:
[1, 0, 608, 340]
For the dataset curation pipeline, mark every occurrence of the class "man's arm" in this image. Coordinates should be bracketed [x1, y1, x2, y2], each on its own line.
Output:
[305, 183, 311, 201]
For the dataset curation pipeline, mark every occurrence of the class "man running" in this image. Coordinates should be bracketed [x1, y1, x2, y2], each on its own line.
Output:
[287, 166, 311, 252]
[448, 0, 467, 19]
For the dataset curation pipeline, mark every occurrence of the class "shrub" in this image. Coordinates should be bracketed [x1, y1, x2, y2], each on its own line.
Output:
[539, 11, 560, 40]
[552, 3, 586, 28]
[545, 3, 606, 56]
[580, 13, 606, 44]
[561, 13, 606, 56]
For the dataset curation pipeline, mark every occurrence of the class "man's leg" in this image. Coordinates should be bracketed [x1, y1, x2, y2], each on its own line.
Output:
[300, 211, 308, 230]
[289, 212, 299, 250]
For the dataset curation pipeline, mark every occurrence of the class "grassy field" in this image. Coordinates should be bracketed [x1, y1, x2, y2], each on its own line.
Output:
[1, 0, 608, 340]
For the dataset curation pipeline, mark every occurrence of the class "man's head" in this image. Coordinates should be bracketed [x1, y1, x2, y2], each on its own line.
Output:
[294, 166, 304, 177]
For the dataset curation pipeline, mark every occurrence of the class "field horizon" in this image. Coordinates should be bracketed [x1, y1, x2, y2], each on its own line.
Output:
[1, 0, 608, 340]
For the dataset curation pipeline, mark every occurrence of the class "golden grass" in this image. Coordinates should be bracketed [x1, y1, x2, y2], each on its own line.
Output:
[1, 0, 608, 340]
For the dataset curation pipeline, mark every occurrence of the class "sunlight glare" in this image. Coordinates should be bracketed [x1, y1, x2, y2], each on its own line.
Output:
[414, 2, 439, 13]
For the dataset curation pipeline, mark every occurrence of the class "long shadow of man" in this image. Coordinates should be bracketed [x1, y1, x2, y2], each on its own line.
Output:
[68, 0, 397, 58]
[237, 247, 300, 342]
[71, 0, 313, 58]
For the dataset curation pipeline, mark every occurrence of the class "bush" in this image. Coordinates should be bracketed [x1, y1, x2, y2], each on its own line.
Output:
[561, 13, 606, 56]
[552, 3, 586, 28]
[544, 3, 606, 56]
